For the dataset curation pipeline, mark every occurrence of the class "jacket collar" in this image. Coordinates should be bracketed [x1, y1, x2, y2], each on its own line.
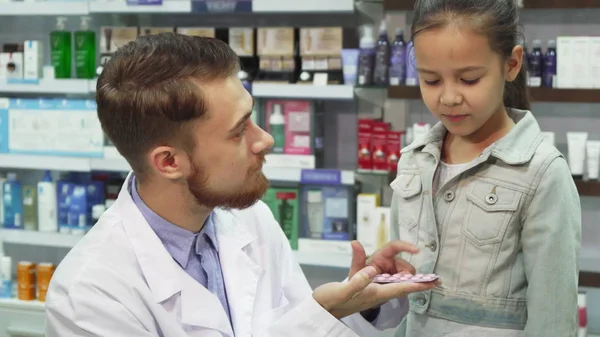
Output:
[114, 173, 260, 335]
[401, 109, 543, 165]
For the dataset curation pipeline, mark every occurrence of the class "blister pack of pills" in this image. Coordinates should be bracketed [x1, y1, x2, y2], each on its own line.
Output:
[373, 273, 439, 284]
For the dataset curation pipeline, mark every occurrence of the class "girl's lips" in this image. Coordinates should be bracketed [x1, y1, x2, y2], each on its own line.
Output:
[444, 115, 468, 122]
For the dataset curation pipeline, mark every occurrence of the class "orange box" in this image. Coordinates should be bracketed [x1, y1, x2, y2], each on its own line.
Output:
[37, 263, 55, 302]
[17, 261, 36, 301]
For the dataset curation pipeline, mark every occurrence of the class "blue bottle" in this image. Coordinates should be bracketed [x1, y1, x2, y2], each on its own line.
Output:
[2, 173, 23, 229]
[388, 28, 406, 86]
[543, 40, 557, 88]
[357, 25, 376, 86]
[405, 41, 419, 86]
[373, 20, 390, 86]
[528, 39, 543, 87]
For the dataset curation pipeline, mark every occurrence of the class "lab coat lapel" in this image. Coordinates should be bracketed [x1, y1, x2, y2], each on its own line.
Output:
[213, 209, 263, 337]
[115, 173, 233, 336]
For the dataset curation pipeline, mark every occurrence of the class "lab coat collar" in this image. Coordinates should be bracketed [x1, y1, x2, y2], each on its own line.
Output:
[115, 173, 262, 335]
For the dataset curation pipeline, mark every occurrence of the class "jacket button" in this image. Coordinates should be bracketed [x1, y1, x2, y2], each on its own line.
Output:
[485, 193, 498, 205]
[443, 190, 455, 202]
[417, 295, 427, 306]
[425, 240, 437, 252]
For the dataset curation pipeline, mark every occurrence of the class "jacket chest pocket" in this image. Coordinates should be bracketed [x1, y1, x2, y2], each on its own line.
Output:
[462, 181, 523, 246]
[391, 172, 424, 232]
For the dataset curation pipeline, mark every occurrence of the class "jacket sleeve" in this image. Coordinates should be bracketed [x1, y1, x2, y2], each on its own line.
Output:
[45, 285, 155, 337]
[521, 156, 581, 337]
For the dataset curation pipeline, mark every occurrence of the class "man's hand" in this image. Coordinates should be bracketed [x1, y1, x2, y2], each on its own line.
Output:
[312, 240, 437, 319]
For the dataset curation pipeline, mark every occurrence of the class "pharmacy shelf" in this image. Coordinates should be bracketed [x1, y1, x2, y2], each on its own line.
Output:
[0, 2, 89, 15]
[88, 0, 191, 12]
[90, 157, 131, 172]
[0, 154, 91, 172]
[252, 0, 354, 12]
[0, 79, 91, 94]
[0, 298, 45, 311]
[263, 167, 355, 185]
[251, 83, 355, 100]
[0, 229, 83, 249]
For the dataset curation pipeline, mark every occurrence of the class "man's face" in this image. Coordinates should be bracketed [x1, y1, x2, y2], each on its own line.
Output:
[185, 75, 274, 209]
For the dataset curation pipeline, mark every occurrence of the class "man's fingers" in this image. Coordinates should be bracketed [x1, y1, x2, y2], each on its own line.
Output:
[343, 265, 378, 300]
[348, 240, 368, 279]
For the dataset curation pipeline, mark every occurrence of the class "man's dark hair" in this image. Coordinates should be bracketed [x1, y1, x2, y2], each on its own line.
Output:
[96, 32, 240, 180]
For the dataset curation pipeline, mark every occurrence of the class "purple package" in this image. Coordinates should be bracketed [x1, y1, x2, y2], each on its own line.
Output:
[373, 273, 439, 284]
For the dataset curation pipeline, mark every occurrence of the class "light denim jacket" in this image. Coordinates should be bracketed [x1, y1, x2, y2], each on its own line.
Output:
[389, 109, 582, 336]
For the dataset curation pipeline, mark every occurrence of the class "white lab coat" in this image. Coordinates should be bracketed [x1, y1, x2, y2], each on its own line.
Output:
[45, 173, 405, 337]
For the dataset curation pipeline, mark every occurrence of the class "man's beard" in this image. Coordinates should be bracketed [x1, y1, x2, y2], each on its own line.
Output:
[186, 156, 269, 210]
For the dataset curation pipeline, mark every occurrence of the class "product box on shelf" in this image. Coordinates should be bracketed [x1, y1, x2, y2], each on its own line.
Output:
[177, 27, 216, 38]
[256, 27, 298, 83]
[139, 27, 174, 36]
[99, 27, 138, 70]
[263, 100, 314, 156]
[297, 184, 355, 254]
[5, 98, 103, 157]
[17, 261, 36, 301]
[261, 187, 299, 250]
[299, 27, 344, 84]
[387, 131, 403, 172]
[0, 52, 23, 80]
[357, 119, 374, 171]
[372, 122, 390, 172]
[356, 193, 381, 256]
[57, 181, 75, 234]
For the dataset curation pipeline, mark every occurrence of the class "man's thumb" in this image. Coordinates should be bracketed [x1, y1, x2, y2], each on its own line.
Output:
[344, 266, 378, 299]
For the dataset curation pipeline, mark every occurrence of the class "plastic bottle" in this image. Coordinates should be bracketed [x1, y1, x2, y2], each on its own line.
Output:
[543, 40, 557, 88]
[74, 16, 96, 79]
[269, 104, 285, 153]
[0, 256, 11, 298]
[405, 41, 419, 86]
[528, 39, 543, 87]
[388, 28, 406, 86]
[38, 171, 58, 232]
[50, 16, 72, 79]
[356, 25, 376, 86]
[2, 173, 22, 229]
[373, 20, 390, 86]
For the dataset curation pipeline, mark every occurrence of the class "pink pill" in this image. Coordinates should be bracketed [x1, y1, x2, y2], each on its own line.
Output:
[381, 273, 391, 277]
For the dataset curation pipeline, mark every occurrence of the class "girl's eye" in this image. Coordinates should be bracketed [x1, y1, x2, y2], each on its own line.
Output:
[462, 78, 480, 85]
[424, 80, 440, 86]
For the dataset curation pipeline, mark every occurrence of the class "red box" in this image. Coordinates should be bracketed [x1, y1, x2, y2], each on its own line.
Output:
[358, 119, 374, 170]
[372, 122, 390, 171]
[386, 131, 403, 172]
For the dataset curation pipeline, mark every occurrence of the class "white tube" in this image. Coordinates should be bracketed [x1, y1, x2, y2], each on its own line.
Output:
[586, 141, 600, 180]
[567, 132, 588, 177]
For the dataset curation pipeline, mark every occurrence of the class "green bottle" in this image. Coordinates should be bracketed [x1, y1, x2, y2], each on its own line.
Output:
[74, 16, 96, 79]
[50, 16, 72, 79]
[269, 103, 285, 153]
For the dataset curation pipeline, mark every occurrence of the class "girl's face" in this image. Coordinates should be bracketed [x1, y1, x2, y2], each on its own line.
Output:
[413, 25, 523, 139]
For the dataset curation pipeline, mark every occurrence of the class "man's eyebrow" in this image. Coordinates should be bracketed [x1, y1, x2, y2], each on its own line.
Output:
[228, 100, 255, 134]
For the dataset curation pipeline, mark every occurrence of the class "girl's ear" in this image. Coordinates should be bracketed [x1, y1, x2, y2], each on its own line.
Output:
[506, 45, 524, 82]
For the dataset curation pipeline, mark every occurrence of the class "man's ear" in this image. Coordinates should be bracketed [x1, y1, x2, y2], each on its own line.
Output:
[148, 146, 189, 180]
[505, 44, 524, 82]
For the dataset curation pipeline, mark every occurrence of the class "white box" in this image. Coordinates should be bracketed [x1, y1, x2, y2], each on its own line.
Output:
[0, 53, 24, 80]
[356, 193, 385, 256]
[23, 40, 43, 80]
[557, 37, 575, 89]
